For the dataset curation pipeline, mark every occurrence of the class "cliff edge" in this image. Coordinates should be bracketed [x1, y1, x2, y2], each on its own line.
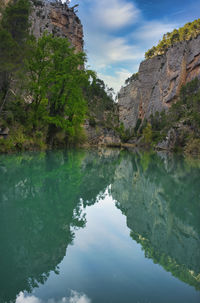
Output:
[118, 35, 200, 129]
[30, 0, 83, 52]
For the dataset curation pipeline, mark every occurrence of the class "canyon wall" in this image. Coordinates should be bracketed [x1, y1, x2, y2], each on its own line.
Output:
[30, 0, 83, 52]
[118, 36, 200, 129]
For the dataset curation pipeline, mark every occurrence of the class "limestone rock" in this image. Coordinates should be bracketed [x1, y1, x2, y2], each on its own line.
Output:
[118, 36, 200, 129]
[30, 0, 83, 52]
[157, 128, 178, 151]
[84, 121, 121, 146]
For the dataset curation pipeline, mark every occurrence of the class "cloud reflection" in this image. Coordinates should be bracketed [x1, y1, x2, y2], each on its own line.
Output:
[16, 290, 91, 303]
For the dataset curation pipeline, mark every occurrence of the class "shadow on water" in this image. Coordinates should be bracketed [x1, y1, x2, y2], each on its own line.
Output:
[0, 149, 199, 302]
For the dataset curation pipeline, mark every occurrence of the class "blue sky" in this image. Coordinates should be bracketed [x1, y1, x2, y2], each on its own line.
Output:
[69, 0, 200, 92]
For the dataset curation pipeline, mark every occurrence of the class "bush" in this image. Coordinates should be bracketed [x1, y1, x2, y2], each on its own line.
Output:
[145, 19, 200, 59]
[142, 123, 152, 145]
[184, 138, 200, 155]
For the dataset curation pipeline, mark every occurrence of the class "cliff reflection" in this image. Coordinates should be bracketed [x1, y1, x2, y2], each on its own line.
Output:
[111, 151, 200, 290]
[0, 149, 200, 302]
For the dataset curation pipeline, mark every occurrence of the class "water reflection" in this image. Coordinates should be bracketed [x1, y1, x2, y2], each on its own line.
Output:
[0, 149, 199, 302]
[111, 151, 200, 290]
[0, 149, 119, 302]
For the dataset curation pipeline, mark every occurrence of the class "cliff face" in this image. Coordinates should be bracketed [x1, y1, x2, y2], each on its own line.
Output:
[118, 35, 200, 129]
[30, 0, 83, 52]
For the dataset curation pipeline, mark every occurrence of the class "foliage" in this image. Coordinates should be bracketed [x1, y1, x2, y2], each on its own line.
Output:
[184, 138, 200, 156]
[144, 78, 200, 152]
[0, 1, 119, 151]
[24, 33, 93, 146]
[125, 72, 138, 85]
[145, 19, 200, 59]
[115, 122, 134, 143]
[84, 76, 118, 136]
[85, 77, 115, 118]
[142, 122, 152, 145]
[0, 0, 31, 112]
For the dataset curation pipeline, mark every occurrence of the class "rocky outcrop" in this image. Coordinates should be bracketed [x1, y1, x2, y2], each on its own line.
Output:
[30, 0, 83, 52]
[84, 121, 121, 146]
[118, 36, 200, 129]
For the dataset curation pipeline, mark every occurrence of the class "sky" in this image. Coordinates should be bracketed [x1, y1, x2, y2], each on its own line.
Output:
[69, 0, 200, 92]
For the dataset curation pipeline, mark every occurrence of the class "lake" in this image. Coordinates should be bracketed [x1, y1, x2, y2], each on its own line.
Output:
[0, 149, 200, 303]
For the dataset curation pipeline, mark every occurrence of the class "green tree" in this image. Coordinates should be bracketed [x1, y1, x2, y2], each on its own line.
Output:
[25, 33, 94, 145]
[145, 18, 200, 59]
[143, 122, 152, 145]
[0, 0, 30, 113]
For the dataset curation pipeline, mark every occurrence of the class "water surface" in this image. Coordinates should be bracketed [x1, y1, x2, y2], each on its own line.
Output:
[0, 149, 200, 303]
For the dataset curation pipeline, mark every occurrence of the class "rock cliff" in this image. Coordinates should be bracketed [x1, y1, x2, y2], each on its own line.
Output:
[118, 35, 200, 129]
[30, 0, 83, 52]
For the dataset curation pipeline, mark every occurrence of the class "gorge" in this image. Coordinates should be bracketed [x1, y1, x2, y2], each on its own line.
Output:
[1, 0, 200, 152]
[0, 2, 200, 302]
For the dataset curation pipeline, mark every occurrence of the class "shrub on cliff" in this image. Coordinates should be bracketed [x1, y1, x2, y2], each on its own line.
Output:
[145, 19, 200, 59]
[147, 78, 200, 152]
[142, 123, 153, 145]
[185, 138, 200, 156]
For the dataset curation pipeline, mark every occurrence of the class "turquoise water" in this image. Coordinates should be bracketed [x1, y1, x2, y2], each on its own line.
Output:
[0, 149, 200, 303]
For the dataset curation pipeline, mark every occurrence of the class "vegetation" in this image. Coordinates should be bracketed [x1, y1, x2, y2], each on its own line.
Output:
[142, 122, 152, 145]
[145, 19, 200, 59]
[144, 78, 200, 153]
[0, 0, 31, 111]
[84, 77, 116, 123]
[0, 0, 117, 151]
[125, 72, 138, 85]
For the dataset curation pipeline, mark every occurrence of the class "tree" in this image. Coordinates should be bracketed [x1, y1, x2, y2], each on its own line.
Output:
[145, 18, 200, 59]
[25, 33, 94, 145]
[143, 123, 152, 145]
[0, 0, 30, 113]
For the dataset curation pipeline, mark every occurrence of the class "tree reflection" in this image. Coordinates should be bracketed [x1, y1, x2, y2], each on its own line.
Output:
[0, 150, 87, 302]
[0, 149, 120, 302]
[0, 149, 200, 302]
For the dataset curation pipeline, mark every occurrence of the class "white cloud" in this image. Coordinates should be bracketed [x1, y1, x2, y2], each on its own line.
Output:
[78, 0, 179, 92]
[92, 0, 140, 30]
[16, 291, 91, 303]
[69, 290, 91, 303]
[86, 33, 143, 70]
[133, 21, 177, 46]
[16, 292, 41, 303]
[98, 68, 135, 92]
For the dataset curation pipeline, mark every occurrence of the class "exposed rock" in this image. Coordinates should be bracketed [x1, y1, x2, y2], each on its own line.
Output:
[84, 120, 121, 146]
[157, 128, 178, 151]
[30, 0, 83, 52]
[156, 122, 193, 151]
[118, 36, 200, 129]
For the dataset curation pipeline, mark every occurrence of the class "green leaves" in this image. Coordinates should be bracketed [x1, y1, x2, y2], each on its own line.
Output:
[25, 33, 92, 145]
[145, 18, 200, 59]
[0, 0, 31, 113]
